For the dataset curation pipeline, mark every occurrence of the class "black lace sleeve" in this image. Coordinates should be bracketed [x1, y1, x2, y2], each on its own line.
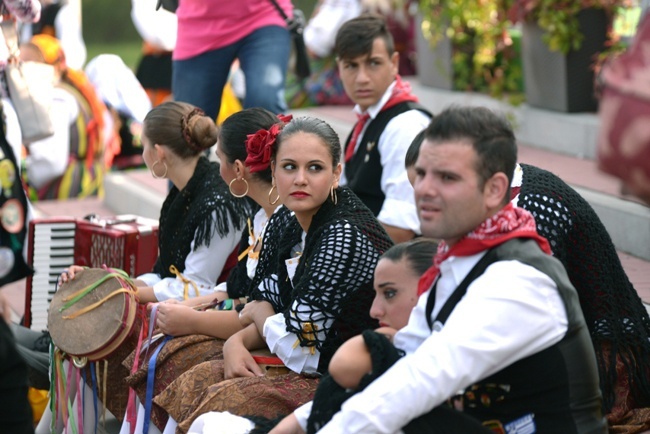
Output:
[307, 330, 404, 434]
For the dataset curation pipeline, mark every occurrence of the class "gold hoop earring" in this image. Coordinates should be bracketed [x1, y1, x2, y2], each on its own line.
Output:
[268, 184, 280, 205]
[229, 178, 249, 198]
[330, 185, 338, 205]
[151, 159, 168, 179]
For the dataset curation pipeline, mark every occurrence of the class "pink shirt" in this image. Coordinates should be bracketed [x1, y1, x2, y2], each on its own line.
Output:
[174, 0, 292, 60]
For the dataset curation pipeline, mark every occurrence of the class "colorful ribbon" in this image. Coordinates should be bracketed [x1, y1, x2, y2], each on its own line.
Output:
[169, 265, 199, 300]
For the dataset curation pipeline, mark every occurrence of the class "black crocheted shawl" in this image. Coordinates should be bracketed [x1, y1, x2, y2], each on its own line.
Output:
[518, 163, 650, 411]
[249, 187, 394, 373]
[153, 157, 251, 280]
[226, 204, 293, 299]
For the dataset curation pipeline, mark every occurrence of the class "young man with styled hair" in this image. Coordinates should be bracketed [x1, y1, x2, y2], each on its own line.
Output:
[334, 15, 431, 243]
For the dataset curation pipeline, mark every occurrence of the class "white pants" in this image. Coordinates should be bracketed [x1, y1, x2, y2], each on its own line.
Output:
[187, 412, 255, 434]
[35, 379, 99, 433]
[119, 401, 176, 434]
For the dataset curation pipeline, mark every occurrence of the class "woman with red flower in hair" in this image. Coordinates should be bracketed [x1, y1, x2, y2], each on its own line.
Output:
[151, 116, 394, 433]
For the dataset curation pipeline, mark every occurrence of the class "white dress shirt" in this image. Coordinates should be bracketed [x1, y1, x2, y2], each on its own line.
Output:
[317, 253, 568, 434]
[340, 81, 429, 234]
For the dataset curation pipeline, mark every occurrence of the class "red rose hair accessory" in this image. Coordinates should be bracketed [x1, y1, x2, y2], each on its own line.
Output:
[181, 108, 205, 150]
[245, 114, 293, 173]
[277, 114, 293, 124]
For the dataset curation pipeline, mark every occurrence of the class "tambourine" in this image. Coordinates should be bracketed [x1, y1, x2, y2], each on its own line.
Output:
[251, 348, 290, 377]
[48, 268, 139, 367]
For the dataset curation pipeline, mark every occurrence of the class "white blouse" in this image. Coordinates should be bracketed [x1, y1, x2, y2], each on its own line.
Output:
[137, 211, 239, 301]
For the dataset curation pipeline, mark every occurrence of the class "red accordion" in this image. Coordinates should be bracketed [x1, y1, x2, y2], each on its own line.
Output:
[24, 215, 159, 331]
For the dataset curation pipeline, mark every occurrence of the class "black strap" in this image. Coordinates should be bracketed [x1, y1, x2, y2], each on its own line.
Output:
[425, 247, 500, 330]
[267, 0, 289, 21]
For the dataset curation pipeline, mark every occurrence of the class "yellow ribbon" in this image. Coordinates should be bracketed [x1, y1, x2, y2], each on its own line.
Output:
[55, 349, 67, 423]
[238, 217, 263, 261]
[292, 322, 319, 355]
[238, 246, 253, 261]
[169, 265, 199, 300]
[62, 288, 137, 319]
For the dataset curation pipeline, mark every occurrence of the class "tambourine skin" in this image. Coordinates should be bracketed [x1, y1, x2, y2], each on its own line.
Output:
[48, 268, 137, 361]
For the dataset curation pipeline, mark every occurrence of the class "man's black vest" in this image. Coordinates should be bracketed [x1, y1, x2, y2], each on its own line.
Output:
[343, 101, 431, 216]
[417, 238, 606, 434]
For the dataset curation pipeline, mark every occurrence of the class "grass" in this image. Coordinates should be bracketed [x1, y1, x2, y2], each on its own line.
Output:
[85, 40, 143, 71]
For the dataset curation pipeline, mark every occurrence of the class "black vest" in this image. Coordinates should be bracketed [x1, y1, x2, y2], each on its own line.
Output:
[343, 101, 431, 216]
[425, 239, 606, 434]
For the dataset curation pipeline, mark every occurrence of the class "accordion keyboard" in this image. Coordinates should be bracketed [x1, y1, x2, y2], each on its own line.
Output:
[27, 221, 76, 331]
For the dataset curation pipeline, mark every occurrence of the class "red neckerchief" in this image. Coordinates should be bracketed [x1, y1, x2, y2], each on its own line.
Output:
[416, 203, 552, 296]
[344, 75, 419, 162]
[382, 75, 419, 109]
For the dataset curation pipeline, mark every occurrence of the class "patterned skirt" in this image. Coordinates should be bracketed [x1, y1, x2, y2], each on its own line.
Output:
[604, 343, 650, 434]
[155, 359, 319, 433]
[122, 335, 225, 429]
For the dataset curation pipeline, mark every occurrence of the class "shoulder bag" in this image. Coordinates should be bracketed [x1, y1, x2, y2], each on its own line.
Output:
[155, 0, 178, 13]
[267, 0, 311, 80]
[1, 20, 55, 143]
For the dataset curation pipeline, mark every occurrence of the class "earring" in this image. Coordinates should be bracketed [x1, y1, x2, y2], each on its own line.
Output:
[268, 184, 280, 205]
[229, 178, 249, 198]
[151, 159, 168, 179]
[330, 185, 338, 205]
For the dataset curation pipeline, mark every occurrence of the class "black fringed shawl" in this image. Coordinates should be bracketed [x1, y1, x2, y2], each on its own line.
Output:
[518, 164, 650, 411]
[249, 187, 394, 373]
[153, 157, 251, 280]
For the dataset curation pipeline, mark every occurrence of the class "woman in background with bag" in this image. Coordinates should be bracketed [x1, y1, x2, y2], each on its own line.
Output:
[0, 0, 42, 144]
[18, 34, 110, 200]
[171, 0, 292, 120]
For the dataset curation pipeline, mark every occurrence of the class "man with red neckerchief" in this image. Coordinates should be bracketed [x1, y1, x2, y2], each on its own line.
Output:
[334, 15, 431, 244]
[315, 106, 607, 434]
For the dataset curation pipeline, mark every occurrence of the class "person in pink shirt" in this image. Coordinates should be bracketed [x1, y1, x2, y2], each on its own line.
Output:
[173, 0, 293, 120]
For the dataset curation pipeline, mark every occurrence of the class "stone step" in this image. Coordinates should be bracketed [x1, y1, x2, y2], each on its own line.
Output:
[103, 170, 166, 220]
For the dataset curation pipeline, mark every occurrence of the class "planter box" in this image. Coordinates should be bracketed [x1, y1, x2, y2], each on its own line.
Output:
[522, 9, 607, 113]
[415, 15, 454, 90]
